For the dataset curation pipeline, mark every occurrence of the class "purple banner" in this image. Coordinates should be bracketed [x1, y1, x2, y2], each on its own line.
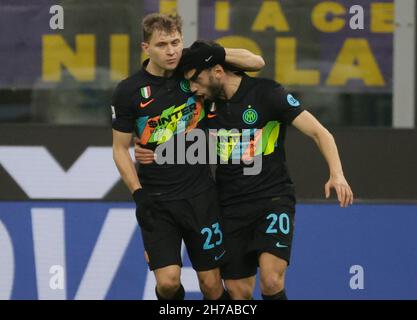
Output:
[198, 0, 393, 93]
[0, 0, 54, 88]
[0, 0, 393, 93]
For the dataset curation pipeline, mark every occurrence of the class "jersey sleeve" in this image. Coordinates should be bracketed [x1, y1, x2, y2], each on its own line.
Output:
[262, 82, 304, 125]
[111, 81, 135, 133]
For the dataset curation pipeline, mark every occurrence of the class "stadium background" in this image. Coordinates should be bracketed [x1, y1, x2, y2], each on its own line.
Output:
[0, 0, 416, 299]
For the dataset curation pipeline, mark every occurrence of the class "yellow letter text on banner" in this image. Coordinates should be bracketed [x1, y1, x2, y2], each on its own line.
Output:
[160, 0, 177, 15]
[311, 1, 346, 32]
[215, 1, 230, 31]
[252, 1, 289, 32]
[326, 38, 385, 86]
[110, 34, 129, 81]
[276, 37, 320, 85]
[371, 3, 394, 33]
[42, 34, 95, 82]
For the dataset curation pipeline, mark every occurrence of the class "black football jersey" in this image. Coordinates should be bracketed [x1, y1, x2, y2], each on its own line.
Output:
[112, 60, 213, 199]
[206, 74, 304, 205]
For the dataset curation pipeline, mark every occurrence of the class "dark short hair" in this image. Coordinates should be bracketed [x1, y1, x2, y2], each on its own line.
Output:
[142, 13, 182, 42]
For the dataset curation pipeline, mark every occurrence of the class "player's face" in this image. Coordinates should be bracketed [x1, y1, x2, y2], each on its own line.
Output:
[142, 30, 183, 71]
[185, 68, 222, 101]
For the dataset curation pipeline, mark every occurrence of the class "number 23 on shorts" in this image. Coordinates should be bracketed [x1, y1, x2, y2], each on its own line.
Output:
[201, 222, 223, 250]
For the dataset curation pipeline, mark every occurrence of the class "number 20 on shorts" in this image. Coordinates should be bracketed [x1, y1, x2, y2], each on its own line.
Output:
[266, 213, 290, 234]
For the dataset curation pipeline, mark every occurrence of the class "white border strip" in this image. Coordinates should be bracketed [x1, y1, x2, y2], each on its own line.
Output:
[393, 0, 416, 128]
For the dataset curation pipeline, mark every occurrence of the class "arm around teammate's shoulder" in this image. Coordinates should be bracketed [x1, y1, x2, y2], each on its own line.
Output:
[224, 48, 265, 71]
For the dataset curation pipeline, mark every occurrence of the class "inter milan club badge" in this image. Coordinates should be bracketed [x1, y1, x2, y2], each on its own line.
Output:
[180, 80, 191, 93]
[140, 86, 151, 99]
[242, 105, 258, 125]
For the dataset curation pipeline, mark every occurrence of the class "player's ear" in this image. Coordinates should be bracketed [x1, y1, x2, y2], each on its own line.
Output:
[141, 42, 149, 55]
[211, 64, 222, 78]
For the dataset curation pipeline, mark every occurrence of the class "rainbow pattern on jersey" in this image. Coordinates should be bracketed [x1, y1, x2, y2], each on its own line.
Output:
[213, 121, 281, 161]
[136, 96, 205, 145]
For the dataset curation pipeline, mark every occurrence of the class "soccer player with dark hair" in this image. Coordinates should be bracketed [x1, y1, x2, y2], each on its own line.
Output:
[111, 14, 264, 300]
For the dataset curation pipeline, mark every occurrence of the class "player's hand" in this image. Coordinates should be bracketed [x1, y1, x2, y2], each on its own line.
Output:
[179, 41, 226, 72]
[132, 188, 155, 232]
[325, 173, 354, 208]
[190, 41, 225, 64]
[134, 137, 155, 164]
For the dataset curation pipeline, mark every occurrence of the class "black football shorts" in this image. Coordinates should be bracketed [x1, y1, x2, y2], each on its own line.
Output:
[140, 186, 226, 272]
[220, 196, 296, 280]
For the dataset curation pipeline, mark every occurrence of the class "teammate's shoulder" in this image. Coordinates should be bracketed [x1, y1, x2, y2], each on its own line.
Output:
[114, 71, 144, 92]
[112, 72, 144, 107]
[251, 76, 282, 90]
[246, 77, 284, 98]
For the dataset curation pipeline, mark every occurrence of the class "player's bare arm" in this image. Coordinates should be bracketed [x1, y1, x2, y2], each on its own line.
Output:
[292, 111, 354, 208]
[224, 48, 265, 71]
[112, 129, 141, 192]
